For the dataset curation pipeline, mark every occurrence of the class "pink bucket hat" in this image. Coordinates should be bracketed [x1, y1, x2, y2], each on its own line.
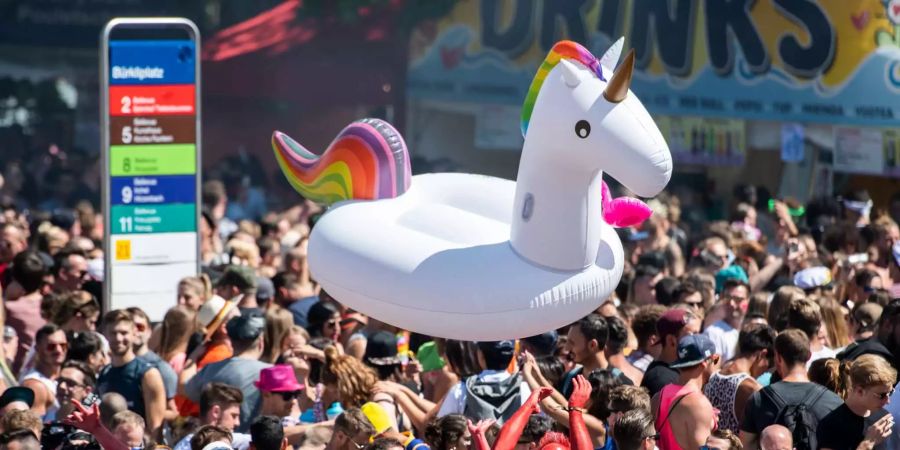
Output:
[255, 365, 304, 392]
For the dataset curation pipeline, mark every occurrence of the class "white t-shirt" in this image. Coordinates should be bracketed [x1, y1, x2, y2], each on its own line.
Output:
[437, 370, 532, 417]
[806, 346, 839, 369]
[174, 432, 251, 450]
[704, 320, 739, 361]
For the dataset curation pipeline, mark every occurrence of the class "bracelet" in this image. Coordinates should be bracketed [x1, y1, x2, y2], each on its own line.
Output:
[560, 406, 586, 413]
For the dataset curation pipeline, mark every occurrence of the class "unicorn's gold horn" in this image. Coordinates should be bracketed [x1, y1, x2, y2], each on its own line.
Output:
[603, 49, 635, 103]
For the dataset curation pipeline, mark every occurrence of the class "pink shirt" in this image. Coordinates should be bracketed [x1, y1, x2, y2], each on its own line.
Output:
[5, 292, 46, 373]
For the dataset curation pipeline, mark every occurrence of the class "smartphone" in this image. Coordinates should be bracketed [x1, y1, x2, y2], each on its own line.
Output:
[848, 253, 869, 265]
[101, 19, 202, 321]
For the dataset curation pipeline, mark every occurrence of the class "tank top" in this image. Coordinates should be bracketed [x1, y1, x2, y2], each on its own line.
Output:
[703, 372, 750, 433]
[97, 358, 153, 416]
[21, 369, 59, 420]
[655, 384, 696, 450]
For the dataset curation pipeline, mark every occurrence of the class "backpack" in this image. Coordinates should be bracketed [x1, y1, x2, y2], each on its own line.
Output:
[761, 384, 828, 450]
[463, 373, 523, 425]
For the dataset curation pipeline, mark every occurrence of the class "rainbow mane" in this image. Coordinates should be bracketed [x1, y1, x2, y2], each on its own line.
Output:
[272, 118, 412, 206]
[521, 40, 606, 137]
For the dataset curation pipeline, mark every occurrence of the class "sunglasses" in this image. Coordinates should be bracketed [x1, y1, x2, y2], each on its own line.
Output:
[57, 377, 84, 388]
[277, 390, 303, 401]
[872, 388, 894, 400]
[46, 342, 68, 352]
[341, 432, 365, 450]
[643, 434, 659, 442]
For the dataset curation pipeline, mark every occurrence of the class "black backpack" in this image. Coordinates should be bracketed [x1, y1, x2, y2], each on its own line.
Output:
[462, 373, 523, 425]
[762, 384, 828, 450]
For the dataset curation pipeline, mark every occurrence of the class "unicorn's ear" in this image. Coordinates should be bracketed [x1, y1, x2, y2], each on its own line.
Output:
[600, 37, 624, 71]
[558, 59, 585, 88]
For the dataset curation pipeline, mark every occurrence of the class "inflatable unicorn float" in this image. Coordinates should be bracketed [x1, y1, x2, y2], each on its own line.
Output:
[272, 39, 672, 340]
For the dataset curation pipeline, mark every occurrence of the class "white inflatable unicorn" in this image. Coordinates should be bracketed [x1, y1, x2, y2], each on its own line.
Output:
[272, 39, 672, 340]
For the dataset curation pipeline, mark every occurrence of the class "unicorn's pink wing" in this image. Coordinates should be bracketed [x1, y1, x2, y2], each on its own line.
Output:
[601, 181, 653, 228]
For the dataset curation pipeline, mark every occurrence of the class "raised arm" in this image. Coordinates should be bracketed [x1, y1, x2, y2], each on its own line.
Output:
[567, 376, 593, 450]
[63, 401, 129, 450]
[467, 419, 495, 450]
[493, 387, 552, 450]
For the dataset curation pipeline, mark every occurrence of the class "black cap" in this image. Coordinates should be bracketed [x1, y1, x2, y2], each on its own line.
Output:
[364, 331, 400, 366]
[226, 309, 266, 342]
[522, 331, 558, 356]
[477, 340, 515, 362]
[0, 387, 34, 409]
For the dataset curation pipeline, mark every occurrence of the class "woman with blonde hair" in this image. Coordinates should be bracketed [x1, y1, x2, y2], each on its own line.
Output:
[262, 305, 294, 363]
[177, 276, 208, 311]
[817, 354, 896, 450]
[818, 298, 851, 350]
[151, 305, 196, 373]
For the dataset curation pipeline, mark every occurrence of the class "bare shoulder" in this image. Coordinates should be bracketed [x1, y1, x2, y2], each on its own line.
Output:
[738, 377, 762, 395]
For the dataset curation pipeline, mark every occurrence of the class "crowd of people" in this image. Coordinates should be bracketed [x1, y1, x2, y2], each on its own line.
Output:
[2, 168, 900, 450]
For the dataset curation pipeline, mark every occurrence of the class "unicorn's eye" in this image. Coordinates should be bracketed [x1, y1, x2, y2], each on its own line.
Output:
[575, 120, 591, 139]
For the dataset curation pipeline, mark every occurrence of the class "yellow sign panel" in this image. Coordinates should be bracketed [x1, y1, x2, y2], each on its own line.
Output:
[115, 239, 132, 261]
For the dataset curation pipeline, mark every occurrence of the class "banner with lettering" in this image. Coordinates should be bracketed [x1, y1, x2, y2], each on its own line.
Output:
[408, 0, 900, 126]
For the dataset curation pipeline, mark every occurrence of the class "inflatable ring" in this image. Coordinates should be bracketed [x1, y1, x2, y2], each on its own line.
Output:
[272, 39, 672, 340]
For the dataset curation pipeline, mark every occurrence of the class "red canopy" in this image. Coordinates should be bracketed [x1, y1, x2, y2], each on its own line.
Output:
[201, 0, 404, 107]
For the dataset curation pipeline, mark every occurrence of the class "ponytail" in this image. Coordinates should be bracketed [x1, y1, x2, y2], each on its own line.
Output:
[808, 358, 850, 399]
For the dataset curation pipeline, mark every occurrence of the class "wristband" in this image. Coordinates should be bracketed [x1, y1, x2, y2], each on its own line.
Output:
[560, 406, 586, 413]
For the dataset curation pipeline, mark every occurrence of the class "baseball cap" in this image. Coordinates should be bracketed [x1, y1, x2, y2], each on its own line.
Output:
[477, 340, 515, 362]
[256, 276, 275, 302]
[226, 309, 266, 342]
[793, 266, 832, 290]
[670, 334, 717, 369]
[215, 265, 257, 291]
[655, 309, 693, 344]
[853, 303, 883, 329]
[522, 331, 558, 356]
[0, 387, 34, 409]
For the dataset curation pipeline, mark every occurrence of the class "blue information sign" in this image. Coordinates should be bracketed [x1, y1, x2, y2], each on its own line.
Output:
[110, 175, 197, 205]
[109, 40, 196, 85]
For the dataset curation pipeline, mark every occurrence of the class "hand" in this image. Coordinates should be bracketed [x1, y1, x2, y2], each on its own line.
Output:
[568, 375, 592, 409]
[297, 345, 326, 362]
[404, 359, 422, 378]
[379, 430, 408, 444]
[863, 414, 894, 445]
[63, 400, 102, 434]
[467, 419, 496, 436]
[372, 381, 401, 397]
[187, 342, 208, 363]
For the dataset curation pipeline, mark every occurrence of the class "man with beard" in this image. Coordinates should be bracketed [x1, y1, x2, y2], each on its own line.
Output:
[96, 310, 166, 439]
[173, 383, 250, 450]
[126, 308, 177, 401]
[21, 324, 67, 420]
[561, 314, 633, 397]
[703, 279, 749, 361]
[55, 360, 96, 419]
